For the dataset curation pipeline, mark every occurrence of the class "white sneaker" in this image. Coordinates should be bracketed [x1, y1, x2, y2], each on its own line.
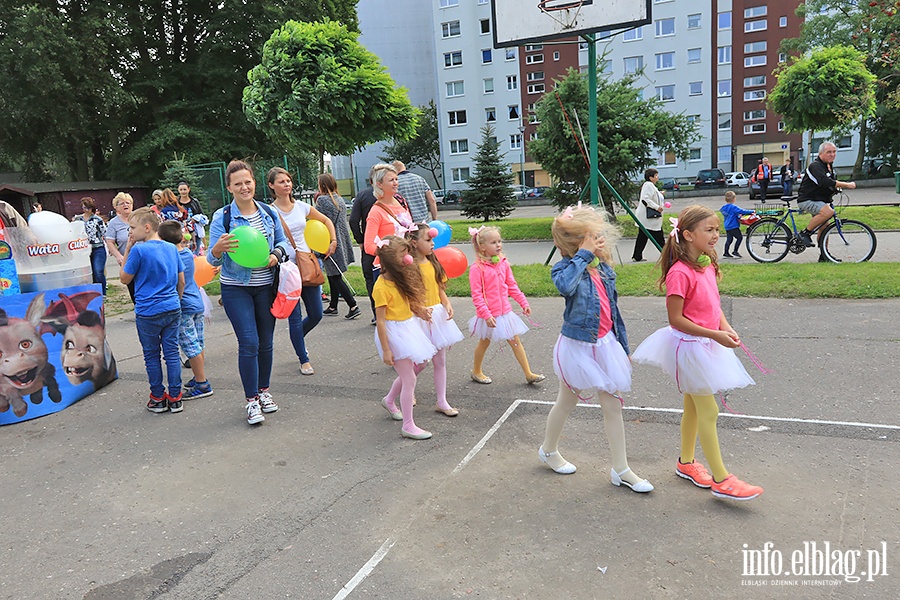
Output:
[247, 400, 265, 425]
[258, 390, 278, 413]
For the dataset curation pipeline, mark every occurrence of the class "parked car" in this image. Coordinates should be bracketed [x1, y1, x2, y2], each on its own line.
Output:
[509, 184, 528, 200]
[658, 177, 680, 191]
[749, 173, 787, 200]
[433, 189, 461, 204]
[725, 172, 751, 188]
[525, 186, 550, 198]
[695, 168, 727, 188]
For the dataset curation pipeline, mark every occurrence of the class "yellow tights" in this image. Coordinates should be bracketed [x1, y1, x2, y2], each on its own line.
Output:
[680, 393, 729, 482]
[473, 335, 538, 380]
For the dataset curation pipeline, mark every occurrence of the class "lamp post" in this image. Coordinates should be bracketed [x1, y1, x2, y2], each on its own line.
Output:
[518, 121, 526, 191]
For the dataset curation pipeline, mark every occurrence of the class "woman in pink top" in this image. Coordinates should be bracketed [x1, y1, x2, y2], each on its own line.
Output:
[363, 163, 414, 260]
[467, 225, 544, 385]
[632, 205, 762, 501]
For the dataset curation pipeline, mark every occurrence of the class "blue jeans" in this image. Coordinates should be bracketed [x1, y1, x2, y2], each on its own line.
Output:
[90, 245, 107, 294]
[221, 284, 276, 398]
[782, 180, 793, 196]
[288, 285, 323, 363]
[135, 309, 182, 398]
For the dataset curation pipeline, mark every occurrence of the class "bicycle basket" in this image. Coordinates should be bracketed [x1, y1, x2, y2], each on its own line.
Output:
[739, 214, 761, 226]
[754, 202, 784, 217]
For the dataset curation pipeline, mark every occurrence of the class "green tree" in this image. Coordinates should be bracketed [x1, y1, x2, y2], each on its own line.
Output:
[768, 46, 876, 172]
[160, 155, 207, 212]
[380, 100, 442, 188]
[243, 19, 417, 174]
[460, 125, 516, 222]
[529, 68, 697, 212]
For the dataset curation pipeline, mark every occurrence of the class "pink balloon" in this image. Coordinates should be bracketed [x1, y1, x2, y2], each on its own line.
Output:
[664, 202, 672, 208]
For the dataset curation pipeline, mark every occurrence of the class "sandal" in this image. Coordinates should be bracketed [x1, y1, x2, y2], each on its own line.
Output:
[470, 371, 492, 384]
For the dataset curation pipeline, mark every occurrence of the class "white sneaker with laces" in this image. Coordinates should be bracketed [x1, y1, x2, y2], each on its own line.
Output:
[258, 390, 279, 413]
[247, 400, 265, 425]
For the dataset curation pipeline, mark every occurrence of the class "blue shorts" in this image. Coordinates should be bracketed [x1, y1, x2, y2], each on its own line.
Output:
[178, 312, 205, 358]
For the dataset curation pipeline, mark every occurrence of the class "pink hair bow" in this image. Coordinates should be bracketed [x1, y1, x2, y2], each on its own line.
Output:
[559, 201, 583, 220]
[374, 236, 390, 248]
[468, 225, 485, 237]
[668, 217, 680, 243]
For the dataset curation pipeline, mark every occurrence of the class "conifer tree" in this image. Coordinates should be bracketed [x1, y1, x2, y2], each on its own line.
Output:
[460, 125, 516, 222]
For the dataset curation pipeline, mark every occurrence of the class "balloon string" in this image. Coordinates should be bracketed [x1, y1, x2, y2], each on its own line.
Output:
[740, 342, 773, 374]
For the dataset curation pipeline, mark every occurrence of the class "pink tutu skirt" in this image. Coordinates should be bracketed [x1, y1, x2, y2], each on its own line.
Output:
[553, 331, 632, 396]
[632, 326, 754, 395]
[375, 317, 437, 364]
[468, 311, 529, 342]
[418, 303, 464, 350]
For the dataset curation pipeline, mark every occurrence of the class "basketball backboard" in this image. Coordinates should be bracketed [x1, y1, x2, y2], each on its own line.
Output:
[492, 0, 651, 48]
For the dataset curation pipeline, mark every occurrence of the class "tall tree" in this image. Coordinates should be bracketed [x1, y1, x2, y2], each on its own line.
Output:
[243, 19, 417, 174]
[528, 68, 697, 212]
[460, 125, 516, 222]
[380, 100, 442, 188]
[768, 45, 876, 170]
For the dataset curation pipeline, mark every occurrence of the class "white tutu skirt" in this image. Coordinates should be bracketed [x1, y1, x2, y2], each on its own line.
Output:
[468, 311, 529, 342]
[553, 331, 632, 396]
[375, 317, 437, 365]
[419, 303, 464, 350]
[632, 326, 755, 395]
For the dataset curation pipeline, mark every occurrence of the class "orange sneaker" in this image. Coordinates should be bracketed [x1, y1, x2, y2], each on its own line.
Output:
[711, 475, 764, 501]
[676, 460, 713, 488]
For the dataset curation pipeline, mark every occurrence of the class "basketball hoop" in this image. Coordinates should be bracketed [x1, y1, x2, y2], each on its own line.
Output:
[538, 0, 586, 30]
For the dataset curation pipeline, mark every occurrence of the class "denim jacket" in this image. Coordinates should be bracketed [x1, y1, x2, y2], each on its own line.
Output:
[206, 200, 290, 285]
[551, 249, 629, 353]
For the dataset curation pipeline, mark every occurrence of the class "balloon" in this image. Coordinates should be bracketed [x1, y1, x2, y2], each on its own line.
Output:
[229, 226, 270, 268]
[428, 220, 452, 249]
[664, 202, 672, 208]
[434, 246, 468, 279]
[193, 256, 215, 287]
[28, 211, 74, 244]
[305, 220, 330, 254]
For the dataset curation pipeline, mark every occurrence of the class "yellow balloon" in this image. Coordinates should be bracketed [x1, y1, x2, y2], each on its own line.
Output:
[305, 219, 330, 253]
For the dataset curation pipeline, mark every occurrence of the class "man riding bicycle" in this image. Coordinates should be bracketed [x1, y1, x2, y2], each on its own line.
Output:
[796, 142, 856, 247]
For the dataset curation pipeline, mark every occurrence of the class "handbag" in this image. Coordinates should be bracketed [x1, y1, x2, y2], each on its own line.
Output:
[646, 206, 662, 219]
[278, 213, 325, 287]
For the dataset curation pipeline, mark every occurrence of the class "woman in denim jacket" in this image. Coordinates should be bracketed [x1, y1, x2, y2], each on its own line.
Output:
[208, 160, 291, 426]
[537, 205, 653, 493]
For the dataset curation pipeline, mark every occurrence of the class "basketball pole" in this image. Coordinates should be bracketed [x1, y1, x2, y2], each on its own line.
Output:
[584, 32, 599, 207]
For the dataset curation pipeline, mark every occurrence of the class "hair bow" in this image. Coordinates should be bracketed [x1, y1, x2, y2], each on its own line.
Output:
[668, 217, 680, 243]
[374, 236, 390, 248]
[468, 225, 485, 237]
[559, 201, 582, 220]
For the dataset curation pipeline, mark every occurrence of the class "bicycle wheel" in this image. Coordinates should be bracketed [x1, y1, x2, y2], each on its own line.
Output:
[820, 219, 876, 263]
[745, 218, 791, 263]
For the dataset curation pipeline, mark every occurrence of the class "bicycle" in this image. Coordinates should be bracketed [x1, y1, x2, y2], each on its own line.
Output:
[744, 193, 877, 264]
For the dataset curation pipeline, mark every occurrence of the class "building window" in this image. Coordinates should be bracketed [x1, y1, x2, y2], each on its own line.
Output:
[744, 41, 767, 54]
[525, 54, 544, 64]
[480, 19, 490, 34]
[444, 51, 462, 68]
[485, 107, 496, 123]
[451, 167, 470, 183]
[743, 109, 766, 121]
[779, 52, 787, 63]
[745, 19, 767, 32]
[718, 80, 732, 97]
[659, 151, 677, 166]
[656, 52, 675, 70]
[442, 21, 460, 38]
[744, 55, 767, 67]
[686, 114, 701, 126]
[530, 131, 539, 141]
[448, 110, 467, 126]
[744, 89, 767, 101]
[507, 75, 518, 90]
[446, 80, 464, 97]
[779, 16, 788, 28]
[478, 0, 488, 4]
[687, 14, 701, 29]
[510, 134, 522, 150]
[525, 44, 543, 51]
[553, 51, 560, 61]
[483, 78, 494, 94]
[718, 113, 732, 130]
[655, 18, 675, 37]
[440, 0, 458, 7]
[508, 105, 520, 120]
[689, 148, 702, 161]
[526, 71, 544, 82]
[744, 6, 767, 18]
[506, 48, 517, 61]
[743, 75, 766, 88]
[528, 113, 540, 124]
[624, 56, 644, 74]
[689, 81, 703, 96]
[623, 27, 643, 41]
[718, 46, 731, 64]
[837, 136, 852, 148]
[688, 48, 702, 63]
[718, 11, 731, 30]
[482, 49, 492, 64]
[656, 85, 675, 102]
[744, 123, 766, 134]
[527, 83, 545, 94]
[449, 139, 468, 154]
[718, 146, 731, 163]
[777, 121, 785, 131]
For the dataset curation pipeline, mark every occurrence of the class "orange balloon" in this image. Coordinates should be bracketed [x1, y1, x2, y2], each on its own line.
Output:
[194, 255, 215, 287]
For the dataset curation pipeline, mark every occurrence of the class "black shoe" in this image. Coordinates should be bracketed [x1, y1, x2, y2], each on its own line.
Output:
[147, 395, 168, 413]
[722, 254, 733, 259]
[633, 258, 646, 262]
[323, 306, 339, 316]
[371, 317, 377, 326]
[732, 253, 742, 259]
[797, 230, 815, 248]
[167, 392, 183, 413]
[345, 306, 361, 320]
[183, 357, 191, 369]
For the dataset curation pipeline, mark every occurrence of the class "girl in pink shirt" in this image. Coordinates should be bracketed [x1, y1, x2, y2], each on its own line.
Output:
[633, 206, 762, 501]
[468, 226, 544, 385]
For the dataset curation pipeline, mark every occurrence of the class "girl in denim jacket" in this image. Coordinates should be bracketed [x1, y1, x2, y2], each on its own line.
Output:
[538, 205, 653, 493]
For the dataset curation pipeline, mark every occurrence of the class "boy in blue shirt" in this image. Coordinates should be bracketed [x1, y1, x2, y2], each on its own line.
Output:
[720, 191, 755, 259]
[158, 221, 213, 399]
[120, 208, 185, 413]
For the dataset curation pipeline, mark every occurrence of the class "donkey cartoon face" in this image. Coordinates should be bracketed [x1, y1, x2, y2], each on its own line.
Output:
[0, 294, 51, 417]
[61, 310, 116, 388]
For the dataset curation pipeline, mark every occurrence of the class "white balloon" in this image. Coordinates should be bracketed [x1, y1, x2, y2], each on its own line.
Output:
[28, 211, 74, 244]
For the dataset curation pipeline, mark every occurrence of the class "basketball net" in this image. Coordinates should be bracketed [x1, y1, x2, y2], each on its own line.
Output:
[537, 0, 584, 30]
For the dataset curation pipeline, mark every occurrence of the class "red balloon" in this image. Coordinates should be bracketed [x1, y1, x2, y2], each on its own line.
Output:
[434, 246, 468, 279]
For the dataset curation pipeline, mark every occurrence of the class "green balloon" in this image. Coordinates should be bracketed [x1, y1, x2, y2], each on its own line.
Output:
[229, 226, 270, 268]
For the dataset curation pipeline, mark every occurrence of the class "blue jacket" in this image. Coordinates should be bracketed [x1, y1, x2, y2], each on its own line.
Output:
[206, 200, 290, 284]
[720, 203, 754, 231]
[551, 249, 629, 353]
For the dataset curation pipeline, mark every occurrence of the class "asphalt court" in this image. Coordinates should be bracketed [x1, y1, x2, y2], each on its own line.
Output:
[1, 296, 898, 599]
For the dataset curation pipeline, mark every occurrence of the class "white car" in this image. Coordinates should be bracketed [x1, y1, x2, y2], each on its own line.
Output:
[725, 172, 751, 188]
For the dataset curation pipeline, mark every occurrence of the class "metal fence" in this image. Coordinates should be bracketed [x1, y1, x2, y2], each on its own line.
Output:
[187, 156, 311, 213]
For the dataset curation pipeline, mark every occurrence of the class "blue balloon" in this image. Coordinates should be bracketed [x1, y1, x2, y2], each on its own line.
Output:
[428, 220, 452, 249]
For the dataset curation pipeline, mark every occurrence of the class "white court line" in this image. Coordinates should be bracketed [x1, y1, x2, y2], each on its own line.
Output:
[452, 399, 525, 474]
[332, 538, 396, 600]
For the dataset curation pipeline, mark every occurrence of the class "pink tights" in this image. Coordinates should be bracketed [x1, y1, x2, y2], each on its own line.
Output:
[384, 349, 452, 412]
